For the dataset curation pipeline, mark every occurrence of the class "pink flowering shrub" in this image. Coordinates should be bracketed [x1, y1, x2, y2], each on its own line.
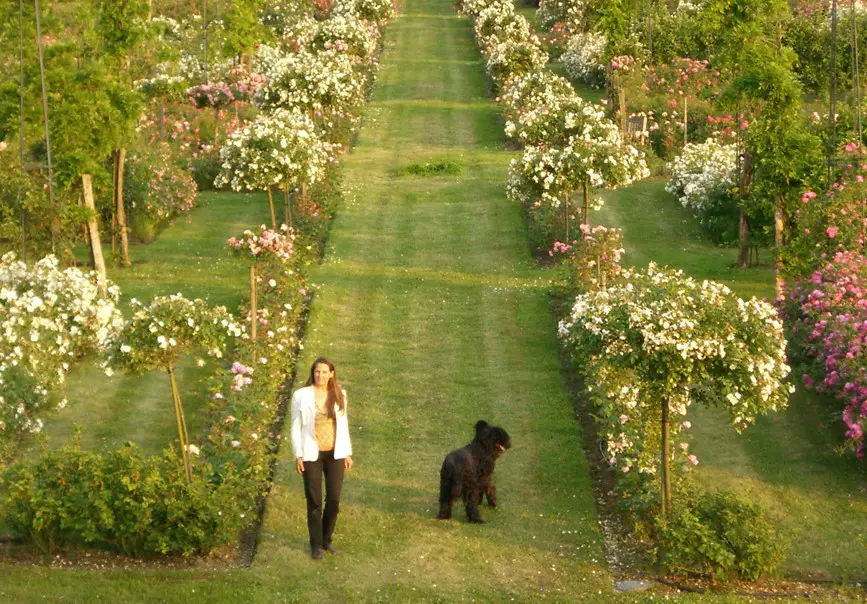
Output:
[785, 158, 867, 278]
[550, 224, 625, 292]
[227, 224, 298, 264]
[642, 57, 724, 158]
[125, 143, 198, 237]
[187, 82, 236, 109]
[779, 251, 867, 458]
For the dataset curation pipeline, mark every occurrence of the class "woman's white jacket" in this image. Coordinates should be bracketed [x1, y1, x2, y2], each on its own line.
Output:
[290, 386, 352, 461]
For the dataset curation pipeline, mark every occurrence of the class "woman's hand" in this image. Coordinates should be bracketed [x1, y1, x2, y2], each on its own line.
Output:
[296, 457, 305, 474]
[344, 456, 353, 471]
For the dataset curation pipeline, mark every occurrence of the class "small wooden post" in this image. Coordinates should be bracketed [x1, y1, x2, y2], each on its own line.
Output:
[774, 197, 785, 298]
[169, 366, 193, 481]
[266, 185, 276, 230]
[250, 263, 258, 342]
[582, 178, 591, 227]
[283, 182, 293, 228]
[661, 398, 672, 519]
[114, 149, 130, 267]
[81, 174, 107, 296]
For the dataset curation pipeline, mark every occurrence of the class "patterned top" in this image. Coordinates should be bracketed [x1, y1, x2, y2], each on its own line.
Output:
[314, 397, 336, 452]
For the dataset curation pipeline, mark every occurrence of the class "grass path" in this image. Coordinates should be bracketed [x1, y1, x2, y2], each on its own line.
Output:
[252, 1, 614, 599]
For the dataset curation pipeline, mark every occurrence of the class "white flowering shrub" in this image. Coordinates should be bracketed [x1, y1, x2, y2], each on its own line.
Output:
[537, 0, 590, 32]
[0, 253, 123, 444]
[559, 263, 793, 508]
[215, 107, 340, 194]
[104, 294, 239, 374]
[498, 70, 575, 117]
[334, 0, 397, 25]
[562, 31, 608, 88]
[486, 38, 548, 87]
[258, 49, 365, 122]
[507, 101, 649, 210]
[473, 5, 532, 53]
[506, 92, 605, 146]
[666, 138, 737, 213]
[460, 0, 512, 18]
[312, 14, 381, 65]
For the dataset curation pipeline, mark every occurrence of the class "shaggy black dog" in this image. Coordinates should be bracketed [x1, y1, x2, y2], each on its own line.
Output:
[437, 420, 511, 523]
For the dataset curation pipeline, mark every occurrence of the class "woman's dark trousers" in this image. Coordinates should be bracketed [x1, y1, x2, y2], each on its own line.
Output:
[302, 450, 344, 551]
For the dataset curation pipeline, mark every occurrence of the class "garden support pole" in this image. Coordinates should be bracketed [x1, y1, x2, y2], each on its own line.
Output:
[683, 95, 688, 146]
[34, 0, 58, 252]
[564, 194, 570, 243]
[583, 178, 590, 228]
[829, 0, 838, 185]
[169, 366, 193, 481]
[250, 263, 258, 342]
[114, 149, 131, 267]
[283, 182, 293, 228]
[661, 397, 672, 519]
[266, 185, 276, 229]
[774, 196, 784, 299]
[82, 174, 107, 296]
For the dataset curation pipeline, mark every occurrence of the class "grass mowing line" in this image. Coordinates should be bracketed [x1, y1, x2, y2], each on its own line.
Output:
[320, 258, 550, 288]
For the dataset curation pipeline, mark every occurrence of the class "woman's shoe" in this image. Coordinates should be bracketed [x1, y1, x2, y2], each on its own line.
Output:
[311, 547, 323, 560]
[323, 543, 342, 554]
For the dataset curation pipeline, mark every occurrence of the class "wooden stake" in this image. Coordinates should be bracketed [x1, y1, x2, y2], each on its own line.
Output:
[266, 185, 276, 229]
[250, 263, 258, 342]
[283, 182, 293, 228]
[775, 197, 784, 298]
[82, 174, 107, 296]
[661, 397, 671, 519]
[114, 149, 131, 267]
[169, 366, 193, 481]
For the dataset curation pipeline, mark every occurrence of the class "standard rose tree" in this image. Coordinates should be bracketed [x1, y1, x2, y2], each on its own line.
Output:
[103, 294, 242, 480]
[559, 264, 793, 517]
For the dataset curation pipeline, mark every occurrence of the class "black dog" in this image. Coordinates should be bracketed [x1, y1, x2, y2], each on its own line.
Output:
[437, 420, 511, 523]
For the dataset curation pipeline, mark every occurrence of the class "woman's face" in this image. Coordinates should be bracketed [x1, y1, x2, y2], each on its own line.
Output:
[313, 363, 333, 388]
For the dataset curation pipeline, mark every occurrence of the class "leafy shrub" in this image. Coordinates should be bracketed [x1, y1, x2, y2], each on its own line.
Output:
[0, 438, 255, 556]
[665, 138, 739, 244]
[780, 251, 867, 458]
[657, 490, 786, 581]
[125, 142, 198, 226]
[397, 161, 461, 177]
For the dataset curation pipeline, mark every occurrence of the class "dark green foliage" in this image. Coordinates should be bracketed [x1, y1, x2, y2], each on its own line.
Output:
[657, 490, 787, 581]
[222, 0, 265, 59]
[396, 160, 462, 177]
[92, 0, 150, 58]
[0, 439, 255, 556]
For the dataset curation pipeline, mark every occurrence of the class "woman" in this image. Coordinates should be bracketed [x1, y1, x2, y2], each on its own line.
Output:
[290, 357, 353, 560]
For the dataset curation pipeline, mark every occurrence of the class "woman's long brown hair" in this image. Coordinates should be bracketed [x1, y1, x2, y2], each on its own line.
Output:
[304, 357, 345, 416]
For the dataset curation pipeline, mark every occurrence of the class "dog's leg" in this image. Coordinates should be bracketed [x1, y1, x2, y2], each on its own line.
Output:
[465, 488, 484, 523]
[485, 483, 497, 508]
[437, 472, 455, 520]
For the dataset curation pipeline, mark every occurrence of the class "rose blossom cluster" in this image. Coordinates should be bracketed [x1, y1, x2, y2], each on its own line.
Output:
[780, 251, 867, 457]
[227, 224, 297, 263]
